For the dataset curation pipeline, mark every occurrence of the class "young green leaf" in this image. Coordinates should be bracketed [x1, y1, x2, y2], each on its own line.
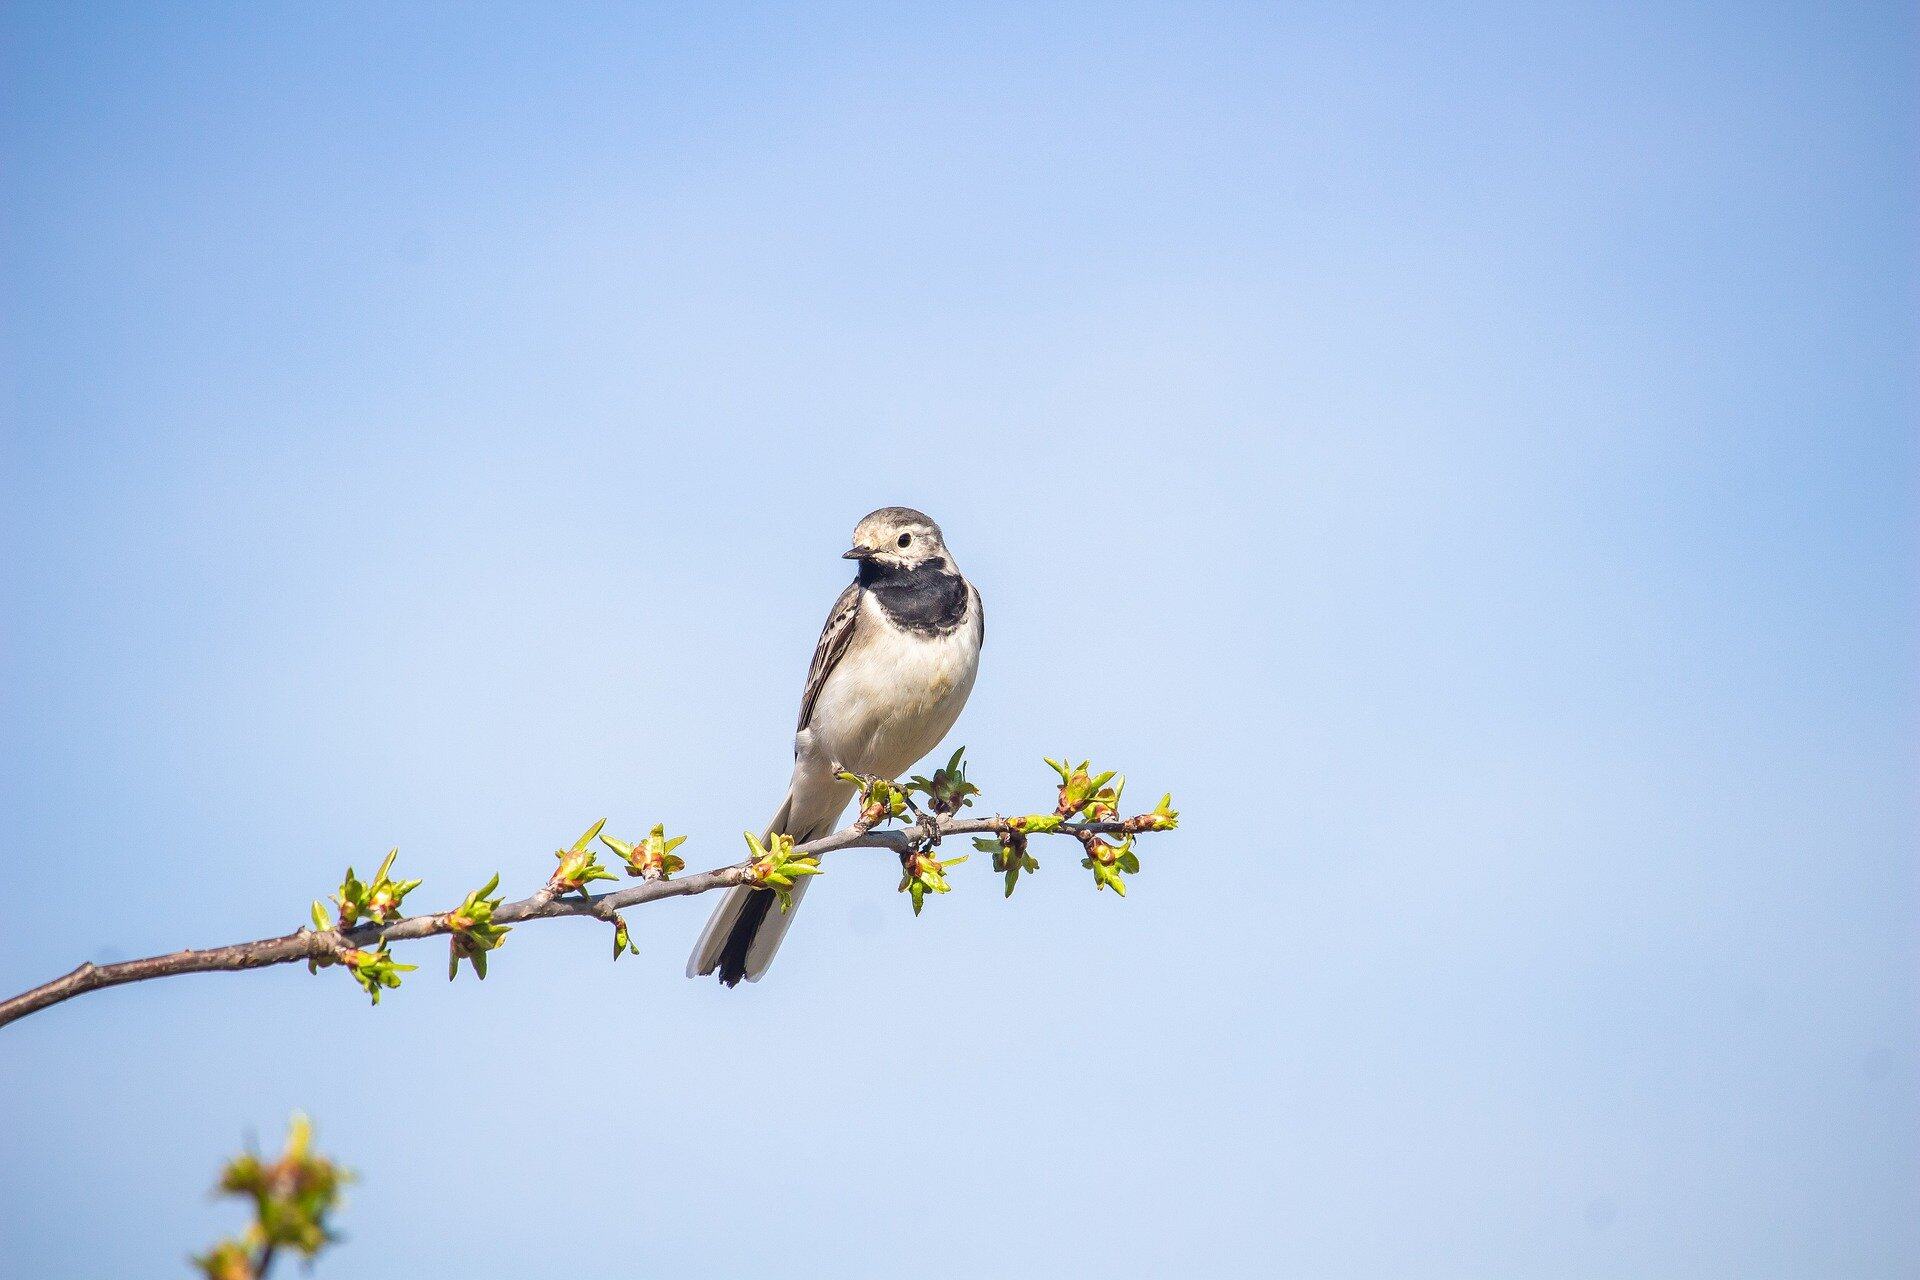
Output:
[906, 746, 980, 815]
[446, 873, 510, 981]
[837, 770, 914, 826]
[603, 823, 688, 879]
[549, 823, 618, 897]
[743, 831, 823, 912]
[611, 912, 638, 960]
[1079, 835, 1140, 896]
[323, 848, 422, 928]
[341, 944, 415, 1004]
[977, 833, 1040, 898]
[898, 848, 968, 915]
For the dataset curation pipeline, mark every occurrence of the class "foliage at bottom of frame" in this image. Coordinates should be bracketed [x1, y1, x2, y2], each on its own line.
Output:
[193, 1114, 350, 1280]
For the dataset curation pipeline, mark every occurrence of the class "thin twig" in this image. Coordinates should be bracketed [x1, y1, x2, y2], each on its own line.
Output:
[0, 816, 1133, 1029]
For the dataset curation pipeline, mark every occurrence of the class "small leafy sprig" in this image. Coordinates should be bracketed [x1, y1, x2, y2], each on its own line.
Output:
[1081, 775, 1125, 822]
[964, 763, 1176, 898]
[974, 820, 1041, 897]
[609, 912, 638, 960]
[1045, 758, 1119, 820]
[1038, 759, 1165, 895]
[548, 819, 618, 898]
[446, 874, 510, 980]
[1079, 835, 1141, 896]
[312, 848, 421, 931]
[898, 847, 968, 915]
[195, 1240, 257, 1280]
[601, 824, 688, 880]
[742, 831, 822, 911]
[837, 769, 915, 826]
[304, 926, 417, 1005]
[194, 1114, 350, 1280]
[907, 747, 980, 815]
[1125, 793, 1179, 833]
[338, 944, 415, 1004]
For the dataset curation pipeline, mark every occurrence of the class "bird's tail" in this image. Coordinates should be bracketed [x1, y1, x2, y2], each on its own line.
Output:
[686, 790, 828, 986]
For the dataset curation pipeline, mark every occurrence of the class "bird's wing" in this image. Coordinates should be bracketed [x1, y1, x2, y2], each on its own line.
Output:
[797, 581, 863, 733]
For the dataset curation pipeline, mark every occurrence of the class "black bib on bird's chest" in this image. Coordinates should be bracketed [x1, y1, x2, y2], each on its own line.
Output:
[858, 559, 970, 636]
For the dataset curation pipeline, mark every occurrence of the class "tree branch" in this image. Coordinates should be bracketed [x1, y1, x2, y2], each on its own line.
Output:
[0, 814, 1141, 1029]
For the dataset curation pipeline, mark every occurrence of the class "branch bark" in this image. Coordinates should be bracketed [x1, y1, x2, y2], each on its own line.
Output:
[0, 815, 1136, 1029]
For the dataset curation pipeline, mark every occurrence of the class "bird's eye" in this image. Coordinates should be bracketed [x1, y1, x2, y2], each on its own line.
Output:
[897, 533, 912, 548]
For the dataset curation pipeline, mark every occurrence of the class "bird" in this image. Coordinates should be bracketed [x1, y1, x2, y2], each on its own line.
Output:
[688, 506, 984, 986]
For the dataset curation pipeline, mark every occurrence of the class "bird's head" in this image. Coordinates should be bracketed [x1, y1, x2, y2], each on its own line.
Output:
[843, 507, 953, 575]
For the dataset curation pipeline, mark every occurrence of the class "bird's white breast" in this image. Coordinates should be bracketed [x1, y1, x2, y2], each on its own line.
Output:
[806, 592, 981, 779]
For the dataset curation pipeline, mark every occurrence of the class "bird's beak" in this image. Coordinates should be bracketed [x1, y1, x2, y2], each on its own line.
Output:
[843, 545, 874, 561]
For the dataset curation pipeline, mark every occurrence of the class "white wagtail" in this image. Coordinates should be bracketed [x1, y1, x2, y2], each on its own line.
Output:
[688, 507, 984, 985]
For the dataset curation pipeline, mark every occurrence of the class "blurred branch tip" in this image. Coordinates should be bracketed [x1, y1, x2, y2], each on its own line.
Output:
[0, 751, 1177, 1028]
[193, 1114, 351, 1280]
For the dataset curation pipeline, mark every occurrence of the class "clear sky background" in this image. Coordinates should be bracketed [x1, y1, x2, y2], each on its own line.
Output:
[1, 3, 1913, 1276]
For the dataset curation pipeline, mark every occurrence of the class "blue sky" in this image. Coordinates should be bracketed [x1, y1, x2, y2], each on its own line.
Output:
[1, 3, 1913, 1276]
